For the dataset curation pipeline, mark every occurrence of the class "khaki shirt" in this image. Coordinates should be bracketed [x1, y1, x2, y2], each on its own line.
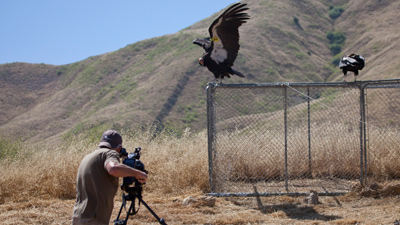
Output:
[72, 148, 120, 224]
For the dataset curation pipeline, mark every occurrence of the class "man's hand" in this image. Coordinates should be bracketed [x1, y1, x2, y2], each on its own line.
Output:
[135, 170, 148, 184]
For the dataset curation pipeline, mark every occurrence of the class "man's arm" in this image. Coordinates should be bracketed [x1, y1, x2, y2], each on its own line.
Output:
[105, 161, 148, 183]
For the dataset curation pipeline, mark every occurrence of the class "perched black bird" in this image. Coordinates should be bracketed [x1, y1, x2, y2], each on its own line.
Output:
[339, 54, 365, 81]
[193, 3, 250, 82]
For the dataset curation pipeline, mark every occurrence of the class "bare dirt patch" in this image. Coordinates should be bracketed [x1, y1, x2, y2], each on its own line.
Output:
[1, 193, 399, 224]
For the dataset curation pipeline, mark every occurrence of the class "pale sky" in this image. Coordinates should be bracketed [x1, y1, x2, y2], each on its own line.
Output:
[0, 0, 238, 65]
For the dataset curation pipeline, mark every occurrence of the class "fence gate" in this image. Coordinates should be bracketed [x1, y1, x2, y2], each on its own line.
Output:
[206, 79, 400, 196]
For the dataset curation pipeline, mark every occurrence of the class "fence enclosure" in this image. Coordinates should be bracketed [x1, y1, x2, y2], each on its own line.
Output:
[206, 79, 400, 196]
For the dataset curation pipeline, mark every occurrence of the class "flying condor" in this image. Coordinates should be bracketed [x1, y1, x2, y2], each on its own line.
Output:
[339, 54, 365, 81]
[193, 3, 250, 82]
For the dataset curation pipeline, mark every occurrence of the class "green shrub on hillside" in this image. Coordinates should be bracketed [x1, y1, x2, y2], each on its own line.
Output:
[331, 54, 342, 66]
[293, 17, 302, 29]
[326, 31, 346, 55]
[328, 43, 342, 55]
[326, 31, 346, 45]
[329, 6, 344, 19]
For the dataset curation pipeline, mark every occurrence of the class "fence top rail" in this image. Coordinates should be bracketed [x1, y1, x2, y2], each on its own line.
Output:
[207, 79, 400, 89]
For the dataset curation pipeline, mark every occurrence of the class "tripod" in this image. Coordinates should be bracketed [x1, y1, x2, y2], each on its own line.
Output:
[114, 186, 167, 225]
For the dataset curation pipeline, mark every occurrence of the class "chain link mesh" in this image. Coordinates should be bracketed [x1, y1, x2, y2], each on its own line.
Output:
[207, 80, 400, 196]
[364, 86, 400, 182]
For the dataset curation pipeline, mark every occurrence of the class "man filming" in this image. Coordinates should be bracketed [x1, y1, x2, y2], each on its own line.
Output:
[72, 130, 148, 225]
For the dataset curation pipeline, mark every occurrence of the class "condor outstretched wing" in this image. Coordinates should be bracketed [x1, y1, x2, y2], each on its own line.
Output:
[208, 3, 249, 67]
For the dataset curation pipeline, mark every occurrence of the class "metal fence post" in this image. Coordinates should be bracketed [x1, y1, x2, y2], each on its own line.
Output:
[206, 83, 216, 193]
[307, 87, 312, 176]
[361, 84, 368, 184]
[284, 86, 288, 192]
[359, 84, 365, 186]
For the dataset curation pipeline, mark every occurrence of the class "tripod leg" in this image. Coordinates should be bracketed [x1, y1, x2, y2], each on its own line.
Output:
[138, 198, 167, 225]
[123, 200, 136, 224]
[114, 199, 135, 225]
[114, 203, 125, 225]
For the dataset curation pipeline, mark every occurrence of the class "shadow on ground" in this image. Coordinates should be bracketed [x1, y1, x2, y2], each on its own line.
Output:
[226, 185, 342, 222]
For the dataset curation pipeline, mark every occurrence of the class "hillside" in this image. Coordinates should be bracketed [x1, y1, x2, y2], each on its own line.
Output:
[0, 0, 399, 143]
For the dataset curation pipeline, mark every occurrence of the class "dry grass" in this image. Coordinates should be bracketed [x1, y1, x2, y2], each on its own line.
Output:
[1, 128, 400, 224]
[0, 128, 209, 204]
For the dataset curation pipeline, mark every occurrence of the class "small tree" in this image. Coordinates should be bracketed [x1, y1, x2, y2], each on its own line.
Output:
[329, 6, 344, 19]
[293, 17, 300, 27]
[326, 31, 346, 55]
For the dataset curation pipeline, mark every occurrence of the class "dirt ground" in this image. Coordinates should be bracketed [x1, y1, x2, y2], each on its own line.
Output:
[0, 192, 399, 225]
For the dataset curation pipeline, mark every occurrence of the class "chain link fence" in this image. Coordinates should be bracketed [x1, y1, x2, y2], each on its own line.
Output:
[206, 79, 400, 196]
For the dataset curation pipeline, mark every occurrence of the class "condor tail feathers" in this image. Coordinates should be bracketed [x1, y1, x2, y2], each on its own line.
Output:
[231, 68, 245, 77]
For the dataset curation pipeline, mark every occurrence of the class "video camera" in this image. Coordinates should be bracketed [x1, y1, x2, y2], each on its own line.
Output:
[119, 147, 147, 190]
[115, 147, 167, 225]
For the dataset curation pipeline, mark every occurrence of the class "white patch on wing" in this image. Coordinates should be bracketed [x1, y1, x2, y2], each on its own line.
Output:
[210, 17, 228, 64]
[339, 56, 357, 68]
[211, 44, 228, 63]
[344, 57, 357, 64]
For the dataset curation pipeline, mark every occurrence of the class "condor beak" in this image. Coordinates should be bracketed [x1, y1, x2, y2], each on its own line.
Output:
[193, 38, 209, 47]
